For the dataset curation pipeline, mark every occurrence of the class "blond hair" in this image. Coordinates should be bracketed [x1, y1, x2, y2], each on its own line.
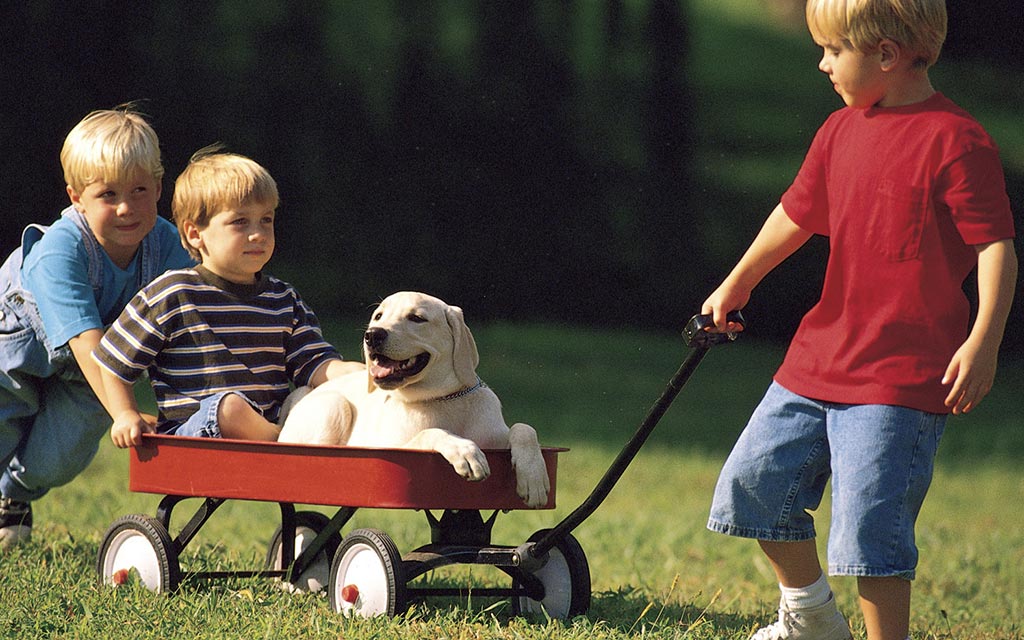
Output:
[60, 103, 164, 193]
[806, 0, 947, 67]
[172, 146, 279, 259]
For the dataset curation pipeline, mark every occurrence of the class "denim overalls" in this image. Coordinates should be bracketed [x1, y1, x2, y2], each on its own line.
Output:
[0, 207, 161, 502]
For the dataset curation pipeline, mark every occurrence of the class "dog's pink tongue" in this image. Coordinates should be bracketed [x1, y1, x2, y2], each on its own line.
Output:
[370, 358, 398, 379]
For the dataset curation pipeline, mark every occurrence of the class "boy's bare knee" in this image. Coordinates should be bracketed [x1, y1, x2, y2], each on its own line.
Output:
[217, 393, 278, 441]
[217, 393, 253, 421]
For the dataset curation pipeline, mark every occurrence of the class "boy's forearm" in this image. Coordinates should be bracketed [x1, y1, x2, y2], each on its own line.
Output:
[69, 329, 114, 415]
[308, 357, 364, 387]
[101, 367, 150, 448]
[97, 367, 141, 419]
[970, 239, 1018, 349]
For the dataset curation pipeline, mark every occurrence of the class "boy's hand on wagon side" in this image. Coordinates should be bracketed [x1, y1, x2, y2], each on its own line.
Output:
[111, 410, 155, 448]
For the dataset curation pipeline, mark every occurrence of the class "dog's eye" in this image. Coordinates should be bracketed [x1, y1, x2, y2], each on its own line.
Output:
[373, 312, 383, 321]
[408, 313, 428, 323]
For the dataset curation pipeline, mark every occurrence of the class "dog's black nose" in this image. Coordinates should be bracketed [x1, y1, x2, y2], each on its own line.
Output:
[364, 327, 388, 349]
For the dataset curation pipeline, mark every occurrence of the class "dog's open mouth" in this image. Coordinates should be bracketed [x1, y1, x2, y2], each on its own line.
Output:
[369, 352, 430, 387]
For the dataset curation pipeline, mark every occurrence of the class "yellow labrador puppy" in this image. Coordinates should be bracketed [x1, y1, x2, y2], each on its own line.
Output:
[278, 291, 549, 508]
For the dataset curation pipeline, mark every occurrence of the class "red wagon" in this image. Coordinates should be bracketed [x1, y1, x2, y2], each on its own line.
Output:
[96, 312, 743, 619]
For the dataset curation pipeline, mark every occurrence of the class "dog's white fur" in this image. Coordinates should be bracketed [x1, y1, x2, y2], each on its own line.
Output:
[277, 291, 549, 507]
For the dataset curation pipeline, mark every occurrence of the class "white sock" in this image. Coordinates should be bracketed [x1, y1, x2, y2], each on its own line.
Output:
[780, 572, 832, 611]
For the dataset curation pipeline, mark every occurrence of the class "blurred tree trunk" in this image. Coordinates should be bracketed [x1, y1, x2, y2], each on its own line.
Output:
[639, 0, 702, 317]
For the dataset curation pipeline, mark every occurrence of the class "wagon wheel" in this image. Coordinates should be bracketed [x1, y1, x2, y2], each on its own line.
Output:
[265, 511, 342, 593]
[96, 514, 180, 593]
[511, 529, 591, 619]
[329, 528, 406, 617]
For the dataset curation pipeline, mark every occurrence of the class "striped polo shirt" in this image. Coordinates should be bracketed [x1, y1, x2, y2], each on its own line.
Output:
[94, 266, 340, 429]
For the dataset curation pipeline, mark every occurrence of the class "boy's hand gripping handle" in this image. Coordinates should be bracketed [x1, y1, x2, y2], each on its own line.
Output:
[683, 310, 747, 348]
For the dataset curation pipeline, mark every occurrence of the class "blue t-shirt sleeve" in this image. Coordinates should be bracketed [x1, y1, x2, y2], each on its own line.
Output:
[21, 221, 102, 347]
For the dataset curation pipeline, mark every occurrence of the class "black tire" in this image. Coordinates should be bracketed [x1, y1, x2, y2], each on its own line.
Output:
[96, 514, 180, 593]
[511, 529, 591, 619]
[265, 511, 342, 593]
[329, 528, 406, 617]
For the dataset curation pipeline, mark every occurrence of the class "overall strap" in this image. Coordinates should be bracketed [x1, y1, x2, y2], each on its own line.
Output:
[20, 224, 48, 254]
[61, 207, 104, 291]
[139, 223, 160, 286]
[0, 223, 50, 290]
[61, 206, 161, 291]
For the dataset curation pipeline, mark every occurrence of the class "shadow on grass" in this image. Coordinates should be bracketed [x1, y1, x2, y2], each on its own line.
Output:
[587, 585, 760, 637]
[393, 583, 762, 638]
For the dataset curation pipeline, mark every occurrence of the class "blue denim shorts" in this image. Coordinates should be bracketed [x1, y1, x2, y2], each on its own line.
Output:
[164, 392, 261, 439]
[707, 382, 945, 580]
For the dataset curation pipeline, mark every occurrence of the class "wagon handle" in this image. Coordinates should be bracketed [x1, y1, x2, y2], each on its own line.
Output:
[521, 311, 746, 565]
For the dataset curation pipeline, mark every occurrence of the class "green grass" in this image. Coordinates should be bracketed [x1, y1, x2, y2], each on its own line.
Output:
[2, 322, 1021, 639]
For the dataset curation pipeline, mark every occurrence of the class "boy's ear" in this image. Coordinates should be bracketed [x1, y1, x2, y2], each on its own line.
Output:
[182, 220, 205, 253]
[878, 39, 900, 71]
[66, 185, 82, 209]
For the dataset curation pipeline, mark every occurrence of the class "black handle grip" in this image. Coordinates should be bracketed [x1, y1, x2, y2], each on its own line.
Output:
[683, 310, 746, 348]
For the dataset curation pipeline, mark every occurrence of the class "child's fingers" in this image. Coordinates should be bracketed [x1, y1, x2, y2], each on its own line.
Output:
[941, 352, 966, 408]
[945, 374, 970, 410]
[700, 302, 736, 334]
[946, 389, 967, 414]
[943, 375, 965, 412]
[946, 376, 984, 414]
[953, 388, 976, 414]
[941, 353, 960, 385]
[130, 423, 147, 447]
[700, 300, 720, 328]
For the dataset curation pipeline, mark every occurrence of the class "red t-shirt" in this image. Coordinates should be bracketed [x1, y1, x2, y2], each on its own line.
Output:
[775, 92, 1015, 413]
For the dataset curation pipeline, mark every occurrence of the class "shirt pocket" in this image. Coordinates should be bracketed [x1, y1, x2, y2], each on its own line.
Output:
[867, 180, 929, 262]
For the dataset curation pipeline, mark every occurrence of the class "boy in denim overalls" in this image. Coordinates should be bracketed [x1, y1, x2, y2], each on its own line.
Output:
[0, 105, 194, 547]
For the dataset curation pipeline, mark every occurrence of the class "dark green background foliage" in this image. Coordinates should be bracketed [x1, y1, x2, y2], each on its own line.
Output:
[2, 1, 1019, 347]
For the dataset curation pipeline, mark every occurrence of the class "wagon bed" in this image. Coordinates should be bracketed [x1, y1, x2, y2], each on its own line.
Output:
[100, 434, 583, 618]
[129, 434, 564, 510]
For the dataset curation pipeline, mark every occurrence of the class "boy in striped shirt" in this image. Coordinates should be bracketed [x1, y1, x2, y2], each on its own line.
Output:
[94, 149, 361, 447]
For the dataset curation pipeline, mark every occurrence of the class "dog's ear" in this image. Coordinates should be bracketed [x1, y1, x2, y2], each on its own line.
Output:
[446, 304, 479, 387]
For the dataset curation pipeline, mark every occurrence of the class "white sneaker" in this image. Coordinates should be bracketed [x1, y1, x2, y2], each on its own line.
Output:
[749, 594, 852, 640]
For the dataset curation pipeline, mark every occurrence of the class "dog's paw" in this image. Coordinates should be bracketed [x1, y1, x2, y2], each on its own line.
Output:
[512, 448, 550, 507]
[508, 423, 549, 507]
[437, 436, 490, 482]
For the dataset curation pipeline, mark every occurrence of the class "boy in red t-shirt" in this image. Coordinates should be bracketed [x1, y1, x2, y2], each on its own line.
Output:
[701, 1, 1017, 639]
